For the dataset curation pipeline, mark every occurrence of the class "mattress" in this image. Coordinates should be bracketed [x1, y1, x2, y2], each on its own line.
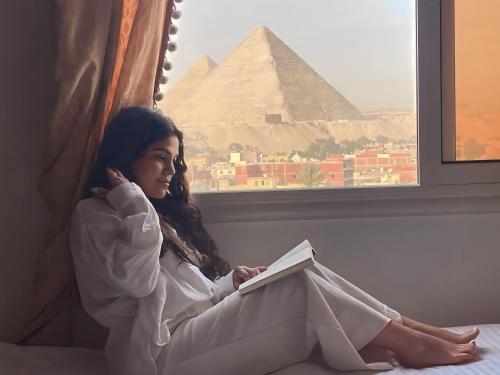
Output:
[0, 343, 107, 375]
[0, 324, 498, 375]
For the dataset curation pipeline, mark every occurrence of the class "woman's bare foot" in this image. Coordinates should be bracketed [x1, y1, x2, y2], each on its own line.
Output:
[401, 315, 480, 344]
[368, 321, 476, 368]
[396, 332, 476, 368]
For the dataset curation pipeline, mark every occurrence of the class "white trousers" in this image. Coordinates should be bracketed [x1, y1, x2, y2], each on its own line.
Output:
[158, 262, 401, 375]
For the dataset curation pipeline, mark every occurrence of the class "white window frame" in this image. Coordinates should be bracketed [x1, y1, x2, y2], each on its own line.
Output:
[194, 0, 500, 224]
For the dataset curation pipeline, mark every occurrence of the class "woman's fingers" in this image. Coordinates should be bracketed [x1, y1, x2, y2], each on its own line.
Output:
[92, 166, 127, 197]
[244, 266, 267, 278]
[241, 269, 251, 281]
[248, 266, 267, 278]
[106, 167, 117, 185]
[245, 268, 255, 278]
[106, 167, 128, 188]
[234, 266, 268, 288]
[235, 266, 250, 281]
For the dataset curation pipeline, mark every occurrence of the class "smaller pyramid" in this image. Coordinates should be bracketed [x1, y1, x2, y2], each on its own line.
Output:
[160, 54, 217, 112]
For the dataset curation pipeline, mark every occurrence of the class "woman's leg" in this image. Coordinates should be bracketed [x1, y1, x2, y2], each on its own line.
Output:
[158, 273, 317, 375]
[158, 271, 397, 375]
[306, 265, 478, 368]
[400, 315, 479, 344]
[159, 267, 477, 374]
[310, 262, 480, 344]
[308, 261, 401, 322]
[366, 320, 476, 368]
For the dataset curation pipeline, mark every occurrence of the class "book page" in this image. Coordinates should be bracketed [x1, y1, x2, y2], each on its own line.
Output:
[238, 239, 315, 293]
[266, 239, 313, 269]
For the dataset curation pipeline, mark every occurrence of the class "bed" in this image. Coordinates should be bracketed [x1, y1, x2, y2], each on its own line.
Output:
[1, 325, 499, 375]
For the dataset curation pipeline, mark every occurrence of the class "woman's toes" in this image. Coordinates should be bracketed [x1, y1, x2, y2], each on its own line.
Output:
[453, 328, 480, 344]
[454, 352, 473, 363]
[462, 328, 480, 341]
[462, 341, 476, 350]
[459, 345, 475, 354]
[471, 328, 480, 339]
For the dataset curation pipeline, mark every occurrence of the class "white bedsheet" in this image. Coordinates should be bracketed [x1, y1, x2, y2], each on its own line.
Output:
[275, 324, 500, 375]
[1, 324, 499, 375]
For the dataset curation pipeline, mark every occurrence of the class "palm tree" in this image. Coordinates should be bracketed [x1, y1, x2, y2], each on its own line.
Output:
[297, 165, 327, 187]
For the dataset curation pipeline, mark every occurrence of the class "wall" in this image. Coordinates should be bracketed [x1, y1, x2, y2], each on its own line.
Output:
[207, 212, 500, 327]
[0, 0, 53, 341]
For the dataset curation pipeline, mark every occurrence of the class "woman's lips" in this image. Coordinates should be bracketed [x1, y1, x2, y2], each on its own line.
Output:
[158, 180, 170, 188]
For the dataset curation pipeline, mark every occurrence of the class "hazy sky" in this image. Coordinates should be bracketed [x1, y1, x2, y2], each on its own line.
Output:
[163, 0, 416, 109]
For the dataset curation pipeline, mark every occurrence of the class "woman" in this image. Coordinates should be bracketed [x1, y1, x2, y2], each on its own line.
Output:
[70, 106, 479, 375]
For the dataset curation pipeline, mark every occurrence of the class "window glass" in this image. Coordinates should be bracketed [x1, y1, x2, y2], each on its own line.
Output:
[159, 0, 417, 191]
[453, 0, 500, 161]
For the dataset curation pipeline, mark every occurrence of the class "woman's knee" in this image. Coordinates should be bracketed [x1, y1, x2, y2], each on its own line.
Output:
[264, 272, 309, 306]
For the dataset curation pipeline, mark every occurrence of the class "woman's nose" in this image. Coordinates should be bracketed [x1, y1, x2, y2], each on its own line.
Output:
[163, 162, 175, 175]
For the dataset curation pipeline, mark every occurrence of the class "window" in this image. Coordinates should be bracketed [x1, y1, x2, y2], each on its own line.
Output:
[420, 0, 500, 185]
[160, 0, 417, 192]
[158, 0, 500, 208]
[442, 0, 500, 162]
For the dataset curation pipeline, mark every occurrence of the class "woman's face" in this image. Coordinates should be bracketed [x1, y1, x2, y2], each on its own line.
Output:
[131, 136, 180, 199]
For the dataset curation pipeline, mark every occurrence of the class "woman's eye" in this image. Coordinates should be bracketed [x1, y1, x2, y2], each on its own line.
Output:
[156, 154, 167, 160]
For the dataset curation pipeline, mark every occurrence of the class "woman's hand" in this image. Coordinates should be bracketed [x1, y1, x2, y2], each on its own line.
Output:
[91, 167, 129, 198]
[232, 265, 267, 289]
[106, 167, 128, 188]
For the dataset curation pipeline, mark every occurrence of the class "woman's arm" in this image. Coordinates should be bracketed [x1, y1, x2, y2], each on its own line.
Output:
[73, 181, 163, 298]
[214, 270, 236, 299]
[213, 265, 268, 300]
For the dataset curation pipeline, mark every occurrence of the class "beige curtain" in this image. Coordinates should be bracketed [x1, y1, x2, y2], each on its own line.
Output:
[18, 0, 172, 345]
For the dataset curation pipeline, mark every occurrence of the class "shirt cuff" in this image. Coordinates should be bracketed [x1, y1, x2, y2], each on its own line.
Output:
[214, 270, 235, 298]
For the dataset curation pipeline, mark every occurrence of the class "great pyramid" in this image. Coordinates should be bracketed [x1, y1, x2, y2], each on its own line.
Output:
[164, 26, 362, 125]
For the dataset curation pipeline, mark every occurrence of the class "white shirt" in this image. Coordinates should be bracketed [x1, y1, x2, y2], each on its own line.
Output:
[70, 182, 235, 375]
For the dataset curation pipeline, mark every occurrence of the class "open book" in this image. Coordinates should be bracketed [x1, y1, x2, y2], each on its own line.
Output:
[238, 239, 317, 295]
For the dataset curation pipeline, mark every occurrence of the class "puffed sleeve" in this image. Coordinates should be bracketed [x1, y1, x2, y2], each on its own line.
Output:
[74, 182, 163, 298]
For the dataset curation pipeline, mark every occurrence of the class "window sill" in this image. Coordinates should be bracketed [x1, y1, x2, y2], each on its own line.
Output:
[194, 183, 500, 223]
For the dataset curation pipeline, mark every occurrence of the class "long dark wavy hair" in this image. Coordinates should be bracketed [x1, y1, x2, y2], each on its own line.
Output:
[83, 106, 230, 281]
